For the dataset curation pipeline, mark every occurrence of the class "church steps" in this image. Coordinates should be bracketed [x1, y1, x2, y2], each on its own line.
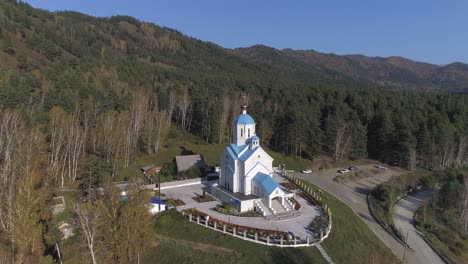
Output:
[254, 200, 272, 216]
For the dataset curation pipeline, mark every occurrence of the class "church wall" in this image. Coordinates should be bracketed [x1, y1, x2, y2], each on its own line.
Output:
[245, 162, 270, 195]
[219, 149, 237, 192]
[234, 124, 256, 146]
[211, 185, 258, 212]
[240, 199, 256, 212]
[243, 148, 273, 195]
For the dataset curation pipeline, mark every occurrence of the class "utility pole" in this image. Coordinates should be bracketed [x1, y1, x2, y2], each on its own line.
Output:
[158, 172, 161, 212]
[402, 231, 409, 264]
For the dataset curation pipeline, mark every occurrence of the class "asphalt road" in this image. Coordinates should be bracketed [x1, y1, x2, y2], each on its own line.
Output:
[294, 164, 442, 264]
[393, 191, 444, 264]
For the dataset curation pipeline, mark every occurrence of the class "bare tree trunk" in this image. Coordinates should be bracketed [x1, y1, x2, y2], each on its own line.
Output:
[167, 89, 177, 129]
[177, 87, 191, 130]
[455, 136, 467, 168]
[460, 174, 468, 236]
[218, 91, 230, 144]
[408, 147, 417, 171]
[0, 110, 49, 262]
[74, 203, 102, 264]
[334, 123, 351, 162]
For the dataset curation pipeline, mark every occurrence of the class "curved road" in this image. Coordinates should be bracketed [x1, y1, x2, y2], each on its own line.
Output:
[393, 191, 444, 264]
[295, 165, 442, 264]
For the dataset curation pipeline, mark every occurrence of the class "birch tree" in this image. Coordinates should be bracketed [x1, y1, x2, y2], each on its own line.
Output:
[218, 90, 231, 144]
[177, 87, 192, 131]
[0, 110, 49, 262]
[74, 202, 103, 264]
[461, 173, 468, 236]
[166, 89, 177, 128]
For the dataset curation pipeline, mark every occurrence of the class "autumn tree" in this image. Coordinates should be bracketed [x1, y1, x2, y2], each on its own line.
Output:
[0, 110, 50, 263]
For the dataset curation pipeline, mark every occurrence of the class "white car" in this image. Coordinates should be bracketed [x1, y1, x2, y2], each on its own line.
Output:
[338, 169, 349, 174]
[301, 169, 312, 174]
[376, 164, 387, 170]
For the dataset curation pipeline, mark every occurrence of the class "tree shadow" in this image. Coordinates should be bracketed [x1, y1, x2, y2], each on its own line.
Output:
[180, 146, 195, 156]
[354, 186, 370, 195]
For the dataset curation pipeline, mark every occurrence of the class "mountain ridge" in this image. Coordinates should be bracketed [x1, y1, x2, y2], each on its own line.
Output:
[1, 1, 468, 94]
[231, 45, 468, 93]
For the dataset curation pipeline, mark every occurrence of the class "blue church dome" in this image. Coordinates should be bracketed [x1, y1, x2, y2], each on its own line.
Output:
[234, 114, 256, 125]
[251, 135, 260, 141]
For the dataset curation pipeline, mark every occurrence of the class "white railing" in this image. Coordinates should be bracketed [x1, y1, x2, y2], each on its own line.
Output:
[187, 213, 331, 248]
[254, 201, 266, 216]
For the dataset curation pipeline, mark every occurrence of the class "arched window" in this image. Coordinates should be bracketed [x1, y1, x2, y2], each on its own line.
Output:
[240, 128, 243, 137]
[248, 128, 251, 137]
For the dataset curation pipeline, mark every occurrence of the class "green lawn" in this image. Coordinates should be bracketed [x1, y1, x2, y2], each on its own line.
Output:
[146, 210, 327, 264]
[146, 177, 401, 264]
[298, 179, 400, 264]
[117, 127, 314, 181]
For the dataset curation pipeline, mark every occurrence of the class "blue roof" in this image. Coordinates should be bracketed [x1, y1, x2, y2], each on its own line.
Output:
[226, 146, 238, 160]
[229, 144, 248, 156]
[239, 147, 258, 161]
[234, 114, 256, 125]
[150, 197, 166, 205]
[253, 172, 279, 195]
[251, 136, 260, 141]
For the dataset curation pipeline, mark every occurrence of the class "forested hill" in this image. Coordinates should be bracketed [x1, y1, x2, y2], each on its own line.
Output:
[0, 0, 467, 171]
[233, 46, 468, 94]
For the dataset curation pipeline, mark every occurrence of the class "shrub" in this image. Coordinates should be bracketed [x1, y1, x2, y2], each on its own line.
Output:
[294, 202, 301, 210]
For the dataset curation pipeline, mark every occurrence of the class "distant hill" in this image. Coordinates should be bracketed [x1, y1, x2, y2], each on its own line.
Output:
[232, 45, 468, 94]
[0, 2, 467, 95]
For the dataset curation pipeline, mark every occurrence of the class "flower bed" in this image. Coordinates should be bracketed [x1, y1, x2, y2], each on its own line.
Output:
[166, 198, 185, 206]
[214, 203, 260, 217]
[280, 182, 298, 190]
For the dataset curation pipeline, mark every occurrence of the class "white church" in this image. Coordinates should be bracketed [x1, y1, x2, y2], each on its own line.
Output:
[211, 105, 294, 216]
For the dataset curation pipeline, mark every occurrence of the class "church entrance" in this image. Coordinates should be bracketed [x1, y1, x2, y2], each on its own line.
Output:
[270, 196, 286, 214]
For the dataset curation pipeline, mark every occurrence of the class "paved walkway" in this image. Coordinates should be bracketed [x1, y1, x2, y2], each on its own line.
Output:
[161, 181, 321, 241]
[393, 191, 444, 264]
[316, 244, 336, 264]
[294, 164, 437, 264]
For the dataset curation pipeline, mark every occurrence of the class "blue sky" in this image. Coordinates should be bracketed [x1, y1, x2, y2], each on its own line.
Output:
[23, 0, 468, 64]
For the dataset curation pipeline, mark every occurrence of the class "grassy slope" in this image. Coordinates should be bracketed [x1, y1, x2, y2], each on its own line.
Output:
[117, 127, 313, 181]
[146, 210, 327, 264]
[298, 180, 400, 264]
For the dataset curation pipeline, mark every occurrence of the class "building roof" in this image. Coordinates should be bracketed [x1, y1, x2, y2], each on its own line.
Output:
[226, 143, 260, 162]
[253, 172, 279, 195]
[239, 147, 258, 161]
[141, 164, 156, 171]
[175, 155, 205, 172]
[229, 144, 248, 156]
[150, 197, 166, 205]
[234, 113, 255, 125]
[251, 135, 260, 141]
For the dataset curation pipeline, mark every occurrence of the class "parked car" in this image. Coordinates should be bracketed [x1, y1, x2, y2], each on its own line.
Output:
[301, 169, 312, 174]
[338, 169, 349, 174]
[348, 166, 358, 171]
[376, 164, 387, 170]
